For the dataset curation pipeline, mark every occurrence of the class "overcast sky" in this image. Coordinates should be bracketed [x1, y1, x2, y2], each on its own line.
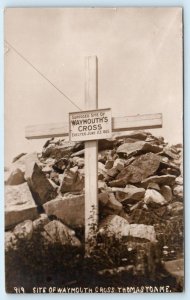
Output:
[4, 7, 183, 166]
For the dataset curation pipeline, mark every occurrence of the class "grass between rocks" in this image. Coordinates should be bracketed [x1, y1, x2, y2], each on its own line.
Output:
[5, 219, 183, 293]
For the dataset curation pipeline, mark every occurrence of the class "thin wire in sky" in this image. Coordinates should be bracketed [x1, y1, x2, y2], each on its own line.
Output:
[4, 40, 82, 111]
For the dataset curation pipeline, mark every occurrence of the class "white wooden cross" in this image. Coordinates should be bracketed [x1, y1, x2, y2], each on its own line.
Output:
[25, 56, 162, 246]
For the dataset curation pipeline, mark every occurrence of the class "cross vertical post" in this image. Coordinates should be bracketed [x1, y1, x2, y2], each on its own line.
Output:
[85, 56, 98, 245]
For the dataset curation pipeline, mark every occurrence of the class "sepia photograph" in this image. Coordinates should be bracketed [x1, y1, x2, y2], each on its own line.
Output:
[4, 7, 183, 293]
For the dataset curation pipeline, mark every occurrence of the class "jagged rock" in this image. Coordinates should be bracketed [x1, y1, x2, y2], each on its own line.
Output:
[162, 147, 180, 160]
[5, 152, 40, 185]
[173, 185, 183, 200]
[98, 180, 108, 192]
[98, 192, 109, 206]
[159, 160, 181, 176]
[60, 166, 84, 193]
[42, 165, 52, 173]
[130, 201, 143, 212]
[115, 131, 148, 141]
[168, 202, 183, 216]
[175, 176, 183, 185]
[43, 220, 81, 247]
[108, 194, 123, 213]
[125, 156, 135, 166]
[147, 182, 160, 191]
[121, 138, 140, 143]
[144, 189, 168, 207]
[50, 171, 60, 185]
[6, 168, 25, 185]
[72, 157, 84, 168]
[113, 158, 125, 171]
[43, 141, 83, 159]
[13, 220, 33, 240]
[98, 139, 116, 151]
[100, 149, 117, 163]
[112, 185, 145, 203]
[98, 192, 123, 214]
[99, 215, 157, 242]
[141, 175, 176, 188]
[107, 167, 119, 178]
[117, 141, 162, 157]
[5, 232, 17, 252]
[48, 178, 59, 189]
[25, 161, 57, 205]
[33, 214, 50, 231]
[98, 162, 107, 180]
[52, 157, 69, 173]
[116, 153, 161, 184]
[43, 137, 56, 149]
[109, 177, 128, 188]
[160, 185, 173, 202]
[43, 157, 56, 166]
[105, 160, 114, 169]
[43, 194, 84, 227]
[5, 183, 39, 229]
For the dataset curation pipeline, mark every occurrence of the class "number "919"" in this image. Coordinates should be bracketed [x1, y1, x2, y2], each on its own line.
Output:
[14, 287, 25, 293]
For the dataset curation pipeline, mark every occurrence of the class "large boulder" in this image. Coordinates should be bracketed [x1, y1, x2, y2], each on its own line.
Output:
[117, 141, 162, 157]
[98, 192, 123, 214]
[5, 152, 40, 186]
[115, 153, 161, 184]
[60, 166, 84, 193]
[42, 141, 83, 159]
[144, 189, 168, 207]
[43, 194, 84, 228]
[99, 215, 157, 242]
[13, 220, 33, 240]
[141, 175, 176, 188]
[112, 185, 145, 203]
[25, 161, 57, 205]
[6, 168, 25, 185]
[5, 183, 39, 230]
[43, 220, 81, 247]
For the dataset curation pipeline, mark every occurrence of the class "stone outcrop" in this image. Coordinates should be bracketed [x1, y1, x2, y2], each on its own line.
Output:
[5, 183, 39, 229]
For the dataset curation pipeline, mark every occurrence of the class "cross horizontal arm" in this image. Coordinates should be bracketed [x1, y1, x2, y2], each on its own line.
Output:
[25, 113, 162, 140]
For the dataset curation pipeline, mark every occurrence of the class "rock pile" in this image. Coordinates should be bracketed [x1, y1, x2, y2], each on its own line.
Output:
[5, 130, 183, 285]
